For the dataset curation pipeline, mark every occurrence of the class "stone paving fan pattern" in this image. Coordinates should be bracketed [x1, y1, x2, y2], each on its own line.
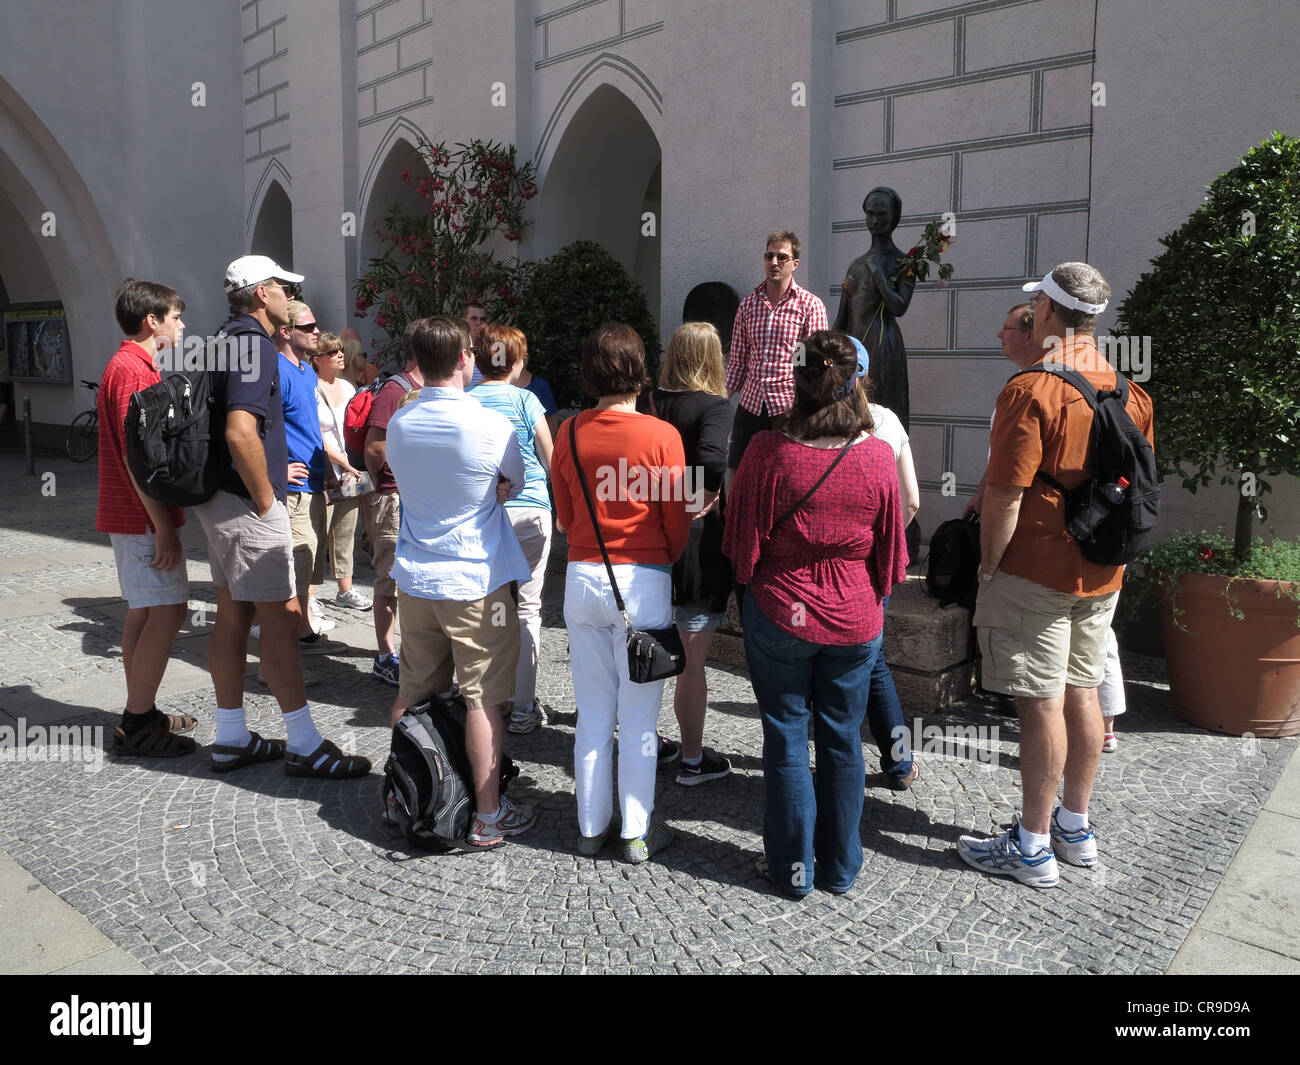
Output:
[0, 454, 1294, 974]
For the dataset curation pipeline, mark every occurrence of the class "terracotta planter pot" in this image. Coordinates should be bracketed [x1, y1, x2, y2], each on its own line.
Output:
[1160, 573, 1300, 737]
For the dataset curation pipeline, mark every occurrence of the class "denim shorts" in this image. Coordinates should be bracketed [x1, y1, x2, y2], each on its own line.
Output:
[674, 607, 724, 632]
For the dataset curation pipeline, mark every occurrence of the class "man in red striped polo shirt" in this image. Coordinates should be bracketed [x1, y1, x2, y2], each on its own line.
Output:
[96, 279, 196, 757]
[724, 229, 829, 475]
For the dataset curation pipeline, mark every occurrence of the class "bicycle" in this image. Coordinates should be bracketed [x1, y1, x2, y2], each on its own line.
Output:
[66, 379, 99, 462]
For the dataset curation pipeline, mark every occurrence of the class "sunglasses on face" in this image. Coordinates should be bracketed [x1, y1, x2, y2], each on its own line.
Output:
[294, 321, 320, 332]
[764, 252, 793, 263]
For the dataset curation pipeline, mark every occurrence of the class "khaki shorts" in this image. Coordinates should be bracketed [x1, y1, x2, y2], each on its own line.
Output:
[974, 570, 1118, 699]
[363, 491, 401, 598]
[286, 490, 326, 598]
[195, 489, 295, 603]
[397, 583, 520, 711]
[109, 532, 189, 609]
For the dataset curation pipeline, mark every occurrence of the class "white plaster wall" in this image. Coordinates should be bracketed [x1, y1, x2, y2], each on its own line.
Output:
[0, 0, 244, 427]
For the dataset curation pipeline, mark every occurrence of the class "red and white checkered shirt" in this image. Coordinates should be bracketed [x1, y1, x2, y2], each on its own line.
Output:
[725, 279, 829, 416]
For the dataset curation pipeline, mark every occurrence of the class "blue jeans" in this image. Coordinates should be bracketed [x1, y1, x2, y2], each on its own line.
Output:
[743, 592, 882, 896]
[863, 596, 913, 780]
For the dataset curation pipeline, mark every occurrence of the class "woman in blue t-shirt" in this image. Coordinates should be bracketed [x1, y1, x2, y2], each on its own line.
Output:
[471, 324, 555, 735]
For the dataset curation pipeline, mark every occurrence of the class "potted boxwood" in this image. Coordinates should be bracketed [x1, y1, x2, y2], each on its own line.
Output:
[1117, 131, 1300, 737]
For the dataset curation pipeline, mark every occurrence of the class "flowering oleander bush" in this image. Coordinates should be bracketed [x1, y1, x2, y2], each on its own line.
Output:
[354, 138, 538, 365]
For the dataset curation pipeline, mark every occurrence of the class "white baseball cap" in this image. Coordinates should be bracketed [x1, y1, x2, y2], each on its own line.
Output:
[224, 255, 304, 292]
[1022, 270, 1108, 314]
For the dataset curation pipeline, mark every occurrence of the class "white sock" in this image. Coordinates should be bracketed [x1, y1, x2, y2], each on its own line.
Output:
[477, 802, 503, 824]
[1056, 805, 1089, 832]
[212, 707, 250, 762]
[1018, 825, 1051, 855]
[282, 705, 324, 757]
[682, 753, 702, 766]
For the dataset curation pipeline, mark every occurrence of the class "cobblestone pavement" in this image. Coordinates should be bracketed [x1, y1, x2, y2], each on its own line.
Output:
[0, 453, 1293, 974]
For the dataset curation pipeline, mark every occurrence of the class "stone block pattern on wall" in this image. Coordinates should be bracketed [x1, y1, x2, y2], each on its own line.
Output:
[356, 0, 436, 126]
[831, 0, 1096, 535]
[244, 0, 290, 162]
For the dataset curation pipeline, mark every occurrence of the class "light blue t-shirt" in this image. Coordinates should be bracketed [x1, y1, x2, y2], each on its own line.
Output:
[468, 381, 551, 511]
[386, 387, 530, 601]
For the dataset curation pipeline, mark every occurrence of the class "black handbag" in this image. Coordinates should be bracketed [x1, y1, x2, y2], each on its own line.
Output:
[568, 417, 686, 684]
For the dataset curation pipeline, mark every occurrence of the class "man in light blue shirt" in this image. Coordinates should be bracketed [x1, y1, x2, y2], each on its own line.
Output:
[385, 315, 536, 849]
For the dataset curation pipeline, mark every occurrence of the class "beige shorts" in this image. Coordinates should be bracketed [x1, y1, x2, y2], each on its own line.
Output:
[286, 490, 326, 597]
[363, 491, 401, 598]
[974, 570, 1119, 699]
[195, 489, 295, 604]
[109, 532, 189, 609]
[397, 583, 520, 711]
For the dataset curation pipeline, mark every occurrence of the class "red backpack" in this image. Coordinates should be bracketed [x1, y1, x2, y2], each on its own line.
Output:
[343, 372, 412, 456]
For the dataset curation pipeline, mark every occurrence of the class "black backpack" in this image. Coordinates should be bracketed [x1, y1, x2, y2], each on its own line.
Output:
[925, 515, 981, 609]
[382, 693, 520, 853]
[123, 362, 222, 507]
[1013, 365, 1160, 565]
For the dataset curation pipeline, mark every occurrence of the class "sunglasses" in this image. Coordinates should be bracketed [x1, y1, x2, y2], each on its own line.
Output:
[764, 252, 793, 263]
[294, 321, 320, 332]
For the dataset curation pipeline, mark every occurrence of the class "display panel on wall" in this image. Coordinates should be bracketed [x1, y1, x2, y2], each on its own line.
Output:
[2, 303, 71, 383]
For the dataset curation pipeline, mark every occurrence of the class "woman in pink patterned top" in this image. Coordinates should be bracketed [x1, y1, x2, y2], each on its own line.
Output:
[723, 330, 908, 898]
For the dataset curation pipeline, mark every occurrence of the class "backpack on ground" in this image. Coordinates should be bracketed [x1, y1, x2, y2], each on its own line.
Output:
[925, 515, 981, 609]
[382, 693, 520, 853]
[343, 371, 412, 458]
[1013, 365, 1160, 565]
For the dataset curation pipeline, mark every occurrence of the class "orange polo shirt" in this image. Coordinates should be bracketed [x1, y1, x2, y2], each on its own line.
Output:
[986, 334, 1154, 596]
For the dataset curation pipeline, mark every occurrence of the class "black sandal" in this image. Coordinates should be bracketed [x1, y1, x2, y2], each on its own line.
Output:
[283, 739, 371, 779]
[209, 731, 286, 773]
[113, 721, 196, 758]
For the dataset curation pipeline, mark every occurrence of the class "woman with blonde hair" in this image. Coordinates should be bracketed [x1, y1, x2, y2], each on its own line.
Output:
[644, 321, 734, 785]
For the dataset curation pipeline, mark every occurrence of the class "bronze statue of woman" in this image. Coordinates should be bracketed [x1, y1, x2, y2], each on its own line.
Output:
[833, 186, 916, 430]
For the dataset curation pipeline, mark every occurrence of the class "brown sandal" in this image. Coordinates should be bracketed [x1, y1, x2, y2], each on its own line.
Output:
[113, 721, 196, 758]
[209, 730, 286, 773]
[284, 739, 371, 779]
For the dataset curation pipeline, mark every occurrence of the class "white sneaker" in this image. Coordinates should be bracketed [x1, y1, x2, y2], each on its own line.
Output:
[507, 699, 550, 734]
[334, 587, 373, 610]
[957, 814, 1060, 888]
[1050, 807, 1098, 867]
[313, 614, 337, 634]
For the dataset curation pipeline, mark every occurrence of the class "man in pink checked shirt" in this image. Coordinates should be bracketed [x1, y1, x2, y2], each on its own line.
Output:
[724, 229, 829, 475]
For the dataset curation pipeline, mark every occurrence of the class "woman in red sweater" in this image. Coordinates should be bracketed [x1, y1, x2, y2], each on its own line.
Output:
[724, 330, 908, 898]
[552, 323, 692, 863]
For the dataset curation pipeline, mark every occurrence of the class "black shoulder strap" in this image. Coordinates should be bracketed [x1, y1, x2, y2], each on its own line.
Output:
[1010, 364, 1128, 496]
[769, 436, 856, 535]
[568, 417, 627, 617]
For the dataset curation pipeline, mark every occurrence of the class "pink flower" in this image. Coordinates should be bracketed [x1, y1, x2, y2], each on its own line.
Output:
[1197, 546, 1214, 560]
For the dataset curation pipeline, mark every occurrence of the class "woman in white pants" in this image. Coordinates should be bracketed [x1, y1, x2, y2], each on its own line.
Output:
[551, 324, 693, 864]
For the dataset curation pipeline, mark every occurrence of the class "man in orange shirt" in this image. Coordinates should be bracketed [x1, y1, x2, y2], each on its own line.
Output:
[958, 262, 1153, 888]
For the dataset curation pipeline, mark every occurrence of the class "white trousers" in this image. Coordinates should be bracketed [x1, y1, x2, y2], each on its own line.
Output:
[1098, 627, 1127, 718]
[564, 561, 671, 840]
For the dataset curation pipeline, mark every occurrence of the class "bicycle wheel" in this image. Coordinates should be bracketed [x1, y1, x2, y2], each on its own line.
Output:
[67, 410, 98, 462]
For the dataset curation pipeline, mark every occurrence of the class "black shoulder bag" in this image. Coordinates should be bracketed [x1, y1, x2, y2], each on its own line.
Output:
[568, 417, 686, 684]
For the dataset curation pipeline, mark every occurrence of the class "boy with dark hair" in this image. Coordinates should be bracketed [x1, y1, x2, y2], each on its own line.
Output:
[98, 279, 195, 757]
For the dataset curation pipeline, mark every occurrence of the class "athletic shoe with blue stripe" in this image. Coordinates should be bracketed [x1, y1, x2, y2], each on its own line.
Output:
[957, 814, 1060, 888]
[1050, 807, 1098, 867]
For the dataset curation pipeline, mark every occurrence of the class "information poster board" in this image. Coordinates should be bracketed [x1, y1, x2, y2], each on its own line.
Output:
[3, 303, 71, 383]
